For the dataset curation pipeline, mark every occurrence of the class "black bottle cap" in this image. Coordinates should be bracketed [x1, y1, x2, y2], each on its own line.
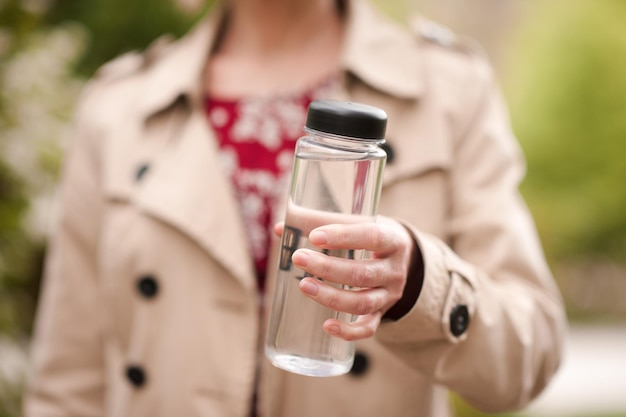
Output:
[305, 100, 387, 140]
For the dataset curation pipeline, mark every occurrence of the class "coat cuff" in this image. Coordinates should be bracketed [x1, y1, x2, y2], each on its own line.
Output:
[377, 224, 477, 345]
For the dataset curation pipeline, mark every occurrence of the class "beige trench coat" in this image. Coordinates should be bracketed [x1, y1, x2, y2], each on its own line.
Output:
[23, 1, 567, 416]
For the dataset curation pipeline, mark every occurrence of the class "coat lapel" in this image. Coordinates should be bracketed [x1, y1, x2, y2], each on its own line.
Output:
[103, 3, 255, 292]
[135, 108, 256, 292]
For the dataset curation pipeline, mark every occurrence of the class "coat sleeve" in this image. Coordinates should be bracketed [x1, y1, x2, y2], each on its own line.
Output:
[23, 84, 106, 417]
[375, 54, 568, 413]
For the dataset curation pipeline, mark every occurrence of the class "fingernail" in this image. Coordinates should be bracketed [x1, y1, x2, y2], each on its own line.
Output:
[292, 251, 309, 267]
[300, 279, 319, 296]
[326, 324, 340, 335]
[309, 230, 328, 245]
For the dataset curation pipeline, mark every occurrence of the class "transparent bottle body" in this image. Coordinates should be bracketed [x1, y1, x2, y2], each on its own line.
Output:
[265, 132, 386, 377]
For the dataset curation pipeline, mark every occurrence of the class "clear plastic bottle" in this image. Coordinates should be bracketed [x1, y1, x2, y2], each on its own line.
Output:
[265, 100, 387, 377]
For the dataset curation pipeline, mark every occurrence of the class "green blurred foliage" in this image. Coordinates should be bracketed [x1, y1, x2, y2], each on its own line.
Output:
[41, 0, 210, 76]
[0, 159, 42, 335]
[507, 0, 626, 263]
[0, 376, 24, 417]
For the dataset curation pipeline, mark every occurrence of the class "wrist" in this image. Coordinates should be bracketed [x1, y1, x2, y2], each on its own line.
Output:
[382, 233, 424, 321]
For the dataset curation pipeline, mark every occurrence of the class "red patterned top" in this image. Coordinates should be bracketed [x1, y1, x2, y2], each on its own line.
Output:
[205, 79, 336, 291]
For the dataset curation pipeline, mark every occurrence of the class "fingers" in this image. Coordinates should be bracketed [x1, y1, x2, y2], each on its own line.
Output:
[274, 217, 414, 341]
[323, 312, 382, 341]
[292, 245, 406, 299]
[299, 277, 387, 316]
[292, 249, 385, 288]
[308, 221, 407, 257]
[298, 276, 388, 341]
[273, 222, 285, 237]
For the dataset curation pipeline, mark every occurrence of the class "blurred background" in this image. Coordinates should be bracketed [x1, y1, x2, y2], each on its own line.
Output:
[0, 0, 624, 416]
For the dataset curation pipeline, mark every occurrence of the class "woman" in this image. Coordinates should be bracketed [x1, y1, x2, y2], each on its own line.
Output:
[24, 0, 567, 416]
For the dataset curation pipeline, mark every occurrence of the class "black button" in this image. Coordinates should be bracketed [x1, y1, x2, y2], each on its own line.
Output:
[349, 351, 369, 376]
[137, 275, 159, 298]
[380, 142, 395, 164]
[126, 365, 146, 387]
[135, 163, 150, 182]
[449, 305, 470, 337]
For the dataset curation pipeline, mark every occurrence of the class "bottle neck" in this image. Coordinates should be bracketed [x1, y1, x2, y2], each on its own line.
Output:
[304, 128, 385, 151]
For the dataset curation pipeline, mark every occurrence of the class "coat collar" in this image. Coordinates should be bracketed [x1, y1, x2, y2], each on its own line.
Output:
[137, 0, 424, 120]
[136, 8, 220, 118]
[340, 0, 423, 98]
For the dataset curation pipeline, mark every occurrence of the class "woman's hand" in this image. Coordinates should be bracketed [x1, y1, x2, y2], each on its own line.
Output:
[275, 216, 418, 341]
